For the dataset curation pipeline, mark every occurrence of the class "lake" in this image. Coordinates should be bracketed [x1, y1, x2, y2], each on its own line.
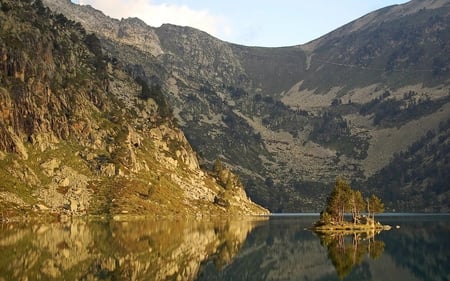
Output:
[0, 214, 448, 281]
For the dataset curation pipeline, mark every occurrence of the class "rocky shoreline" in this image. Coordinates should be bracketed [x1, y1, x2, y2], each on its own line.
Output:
[312, 221, 392, 233]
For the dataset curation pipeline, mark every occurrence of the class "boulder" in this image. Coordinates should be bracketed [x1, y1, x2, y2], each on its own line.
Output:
[40, 159, 61, 176]
[58, 178, 70, 187]
[100, 163, 116, 177]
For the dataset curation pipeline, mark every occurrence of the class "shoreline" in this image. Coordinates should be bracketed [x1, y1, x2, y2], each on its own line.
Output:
[313, 221, 392, 232]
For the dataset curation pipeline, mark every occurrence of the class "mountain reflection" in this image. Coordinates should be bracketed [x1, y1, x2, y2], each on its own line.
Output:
[0, 218, 264, 281]
[2, 215, 448, 280]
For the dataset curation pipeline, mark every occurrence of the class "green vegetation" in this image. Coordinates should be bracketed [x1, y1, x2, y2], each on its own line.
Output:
[315, 177, 387, 279]
[365, 119, 450, 212]
[84, 33, 108, 80]
[359, 90, 450, 127]
[315, 177, 385, 230]
[310, 108, 369, 159]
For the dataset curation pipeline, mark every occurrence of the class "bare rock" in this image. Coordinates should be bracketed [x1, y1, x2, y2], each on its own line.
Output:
[69, 199, 78, 212]
[58, 177, 70, 187]
[100, 163, 116, 177]
[0, 191, 27, 207]
[41, 260, 61, 278]
[101, 257, 117, 272]
[40, 159, 61, 176]
[85, 152, 96, 161]
[34, 204, 49, 211]
[30, 133, 58, 152]
[9, 130, 28, 160]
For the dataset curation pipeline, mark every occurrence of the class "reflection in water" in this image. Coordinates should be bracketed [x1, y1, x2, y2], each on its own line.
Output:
[316, 231, 385, 279]
[197, 215, 450, 281]
[197, 216, 335, 281]
[378, 215, 450, 281]
[1, 215, 449, 281]
[0, 218, 263, 281]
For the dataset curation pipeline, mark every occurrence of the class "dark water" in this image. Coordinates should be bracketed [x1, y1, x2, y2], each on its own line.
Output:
[0, 214, 448, 281]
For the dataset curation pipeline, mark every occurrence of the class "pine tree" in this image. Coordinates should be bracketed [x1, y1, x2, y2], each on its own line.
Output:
[325, 177, 352, 223]
[367, 194, 384, 219]
[350, 190, 365, 223]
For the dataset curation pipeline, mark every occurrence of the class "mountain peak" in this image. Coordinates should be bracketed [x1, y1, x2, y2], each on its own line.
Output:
[305, 0, 450, 48]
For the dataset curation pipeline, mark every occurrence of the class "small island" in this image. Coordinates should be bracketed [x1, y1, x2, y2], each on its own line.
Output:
[313, 177, 390, 232]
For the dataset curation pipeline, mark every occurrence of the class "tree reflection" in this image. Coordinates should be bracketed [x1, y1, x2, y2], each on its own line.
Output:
[316, 230, 385, 280]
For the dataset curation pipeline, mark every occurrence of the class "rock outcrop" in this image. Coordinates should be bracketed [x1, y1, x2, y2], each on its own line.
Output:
[0, 0, 268, 220]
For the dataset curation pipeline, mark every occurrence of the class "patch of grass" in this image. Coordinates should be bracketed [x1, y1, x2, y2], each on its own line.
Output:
[0, 155, 36, 205]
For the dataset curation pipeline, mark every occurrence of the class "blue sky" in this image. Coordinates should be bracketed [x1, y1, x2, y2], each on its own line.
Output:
[71, 0, 409, 47]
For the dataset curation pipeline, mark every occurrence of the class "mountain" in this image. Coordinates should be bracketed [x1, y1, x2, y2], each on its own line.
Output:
[0, 0, 268, 220]
[42, 0, 450, 212]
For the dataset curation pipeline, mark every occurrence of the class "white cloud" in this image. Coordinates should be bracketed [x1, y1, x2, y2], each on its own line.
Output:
[77, 0, 232, 39]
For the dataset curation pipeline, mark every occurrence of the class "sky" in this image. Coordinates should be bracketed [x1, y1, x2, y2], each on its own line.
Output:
[71, 0, 410, 47]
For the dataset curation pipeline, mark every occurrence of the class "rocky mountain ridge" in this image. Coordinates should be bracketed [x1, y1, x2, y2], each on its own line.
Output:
[43, 0, 450, 212]
[0, 0, 268, 220]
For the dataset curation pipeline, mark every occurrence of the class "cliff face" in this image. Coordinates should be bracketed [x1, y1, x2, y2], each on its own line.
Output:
[0, 0, 268, 219]
[43, 0, 450, 212]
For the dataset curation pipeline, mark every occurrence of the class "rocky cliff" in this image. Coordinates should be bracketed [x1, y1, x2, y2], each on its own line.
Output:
[0, 0, 268, 220]
[43, 0, 450, 212]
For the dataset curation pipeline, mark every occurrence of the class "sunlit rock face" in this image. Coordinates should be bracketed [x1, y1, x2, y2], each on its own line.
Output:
[0, 0, 268, 219]
[0, 218, 263, 281]
[43, 0, 450, 213]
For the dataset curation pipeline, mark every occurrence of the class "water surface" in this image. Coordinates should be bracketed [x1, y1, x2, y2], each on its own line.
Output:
[0, 214, 448, 281]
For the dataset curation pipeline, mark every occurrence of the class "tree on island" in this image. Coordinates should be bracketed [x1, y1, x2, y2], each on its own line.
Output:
[322, 177, 352, 224]
[367, 194, 384, 220]
[350, 190, 365, 223]
[315, 178, 387, 279]
[317, 177, 384, 227]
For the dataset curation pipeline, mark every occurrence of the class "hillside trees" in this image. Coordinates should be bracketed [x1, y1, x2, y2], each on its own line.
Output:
[366, 119, 450, 212]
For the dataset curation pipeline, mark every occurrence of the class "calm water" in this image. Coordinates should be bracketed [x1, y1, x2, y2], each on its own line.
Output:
[0, 214, 448, 281]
